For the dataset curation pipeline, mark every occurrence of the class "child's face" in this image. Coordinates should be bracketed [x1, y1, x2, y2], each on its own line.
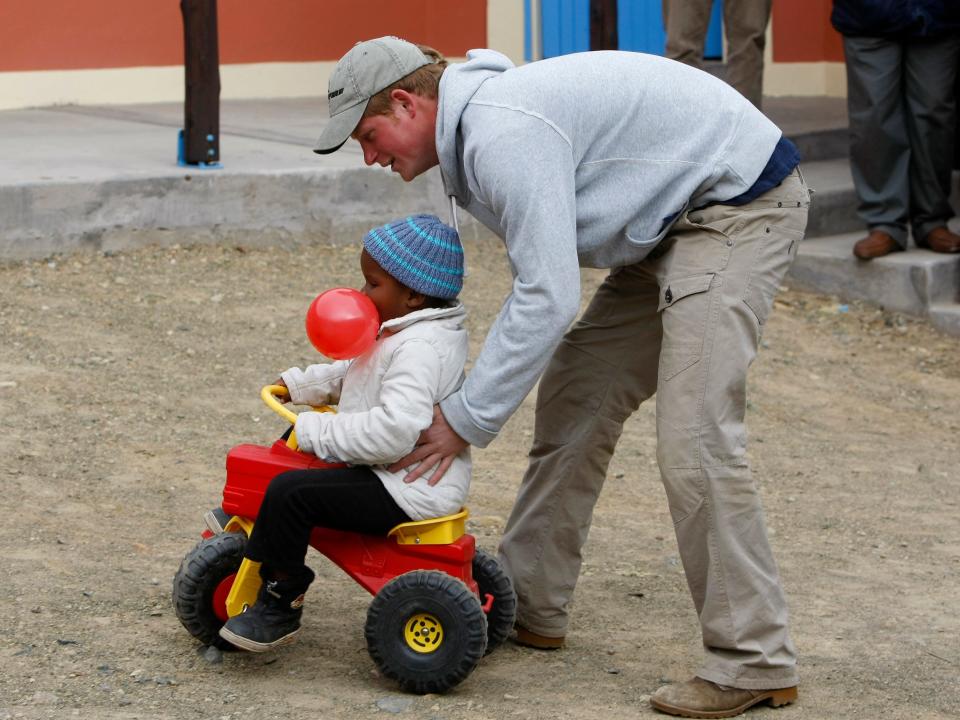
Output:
[360, 249, 423, 323]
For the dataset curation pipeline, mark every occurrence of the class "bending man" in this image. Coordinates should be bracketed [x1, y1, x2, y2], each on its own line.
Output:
[313, 37, 808, 718]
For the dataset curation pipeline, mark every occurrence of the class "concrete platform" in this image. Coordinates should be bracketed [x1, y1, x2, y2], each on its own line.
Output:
[0, 94, 858, 261]
[2, 93, 959, 336]
[0, 99, 461, 259]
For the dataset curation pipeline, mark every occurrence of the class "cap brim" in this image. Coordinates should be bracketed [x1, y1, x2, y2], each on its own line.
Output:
[313, 100, 367, 155]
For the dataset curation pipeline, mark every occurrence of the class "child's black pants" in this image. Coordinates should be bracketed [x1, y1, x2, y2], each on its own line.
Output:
[244, 466, 410, 577]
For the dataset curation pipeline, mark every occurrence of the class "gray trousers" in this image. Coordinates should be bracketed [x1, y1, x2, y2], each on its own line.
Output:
[499, 170, 809, 690]
[844, 34, 960, 247]
[663, 0, 772, 108]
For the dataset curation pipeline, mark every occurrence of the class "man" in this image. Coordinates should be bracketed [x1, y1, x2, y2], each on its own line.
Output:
[314, 36, 808, 718]
[831, 0, 960, 259]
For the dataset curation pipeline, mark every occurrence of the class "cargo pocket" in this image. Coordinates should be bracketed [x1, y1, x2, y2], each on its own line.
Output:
[657, 273, 715, 382]
[742, 224, 804, 326]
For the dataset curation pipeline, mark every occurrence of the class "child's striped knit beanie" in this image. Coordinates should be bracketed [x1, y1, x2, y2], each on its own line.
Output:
[363, 214, 464, 299]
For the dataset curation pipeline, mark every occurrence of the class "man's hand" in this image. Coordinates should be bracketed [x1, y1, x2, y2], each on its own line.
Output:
[390, 405, 469, 486]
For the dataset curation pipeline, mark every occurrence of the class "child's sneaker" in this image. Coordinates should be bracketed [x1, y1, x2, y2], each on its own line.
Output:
[203, 507, 232, 535]
[218, 568, 315, 652]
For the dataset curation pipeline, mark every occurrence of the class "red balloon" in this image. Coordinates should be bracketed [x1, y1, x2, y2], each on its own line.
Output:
[305, 288, 380, 359]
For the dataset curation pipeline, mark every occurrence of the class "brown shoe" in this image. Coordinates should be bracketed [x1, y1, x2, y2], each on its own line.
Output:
[513, 624, 565, 649]
[650, 677, 798, 718]
[853, 230, 900, 260]
[923, 226, 960, 253]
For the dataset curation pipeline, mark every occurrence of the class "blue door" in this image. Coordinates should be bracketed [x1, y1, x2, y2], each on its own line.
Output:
[528, 0, 724, 60]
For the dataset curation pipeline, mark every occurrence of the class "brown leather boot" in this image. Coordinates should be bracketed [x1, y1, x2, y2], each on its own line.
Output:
[852, 229, 900, 260]
[513, 624, 565, 649]
[650, 677, 798, 718]
[923, 226, 960, 253]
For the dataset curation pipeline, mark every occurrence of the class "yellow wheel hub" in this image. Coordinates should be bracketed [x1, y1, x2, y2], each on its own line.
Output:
[403, 613, 444, 653]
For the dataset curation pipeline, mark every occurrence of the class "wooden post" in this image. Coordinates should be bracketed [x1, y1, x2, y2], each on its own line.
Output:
[180, 0, 220, 165]
[590, 0, 618, 51]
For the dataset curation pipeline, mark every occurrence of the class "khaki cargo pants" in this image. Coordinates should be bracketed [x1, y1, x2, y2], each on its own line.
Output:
[499, 169, 809, 690]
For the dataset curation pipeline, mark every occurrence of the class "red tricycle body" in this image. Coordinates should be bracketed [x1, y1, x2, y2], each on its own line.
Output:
[219, 438, 479, 596]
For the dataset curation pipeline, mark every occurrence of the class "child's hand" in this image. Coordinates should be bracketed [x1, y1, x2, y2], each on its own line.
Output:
[274, 378, 289, 402]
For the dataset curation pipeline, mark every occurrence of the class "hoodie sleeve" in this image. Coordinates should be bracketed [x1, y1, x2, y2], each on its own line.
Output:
[293, 339, 441, 465]
[280, 361, 349, 407]
[441, 106, 582, 448]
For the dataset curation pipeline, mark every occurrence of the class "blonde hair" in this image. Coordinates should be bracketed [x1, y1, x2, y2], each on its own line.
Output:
[364, 44, 448, 117]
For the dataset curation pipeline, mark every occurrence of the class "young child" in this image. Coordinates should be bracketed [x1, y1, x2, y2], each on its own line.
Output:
[219, 213, 469, 653]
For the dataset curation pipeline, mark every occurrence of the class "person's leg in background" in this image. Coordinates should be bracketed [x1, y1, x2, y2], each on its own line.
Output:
[498, 264, 662, 646]
[904, 34, 960, 253]
[663, 0, 713, 71]
[844, 36, 911, 259]
[722, 0, 772, 109]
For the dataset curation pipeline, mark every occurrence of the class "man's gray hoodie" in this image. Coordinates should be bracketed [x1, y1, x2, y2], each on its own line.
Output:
[435, 49, 784, 448]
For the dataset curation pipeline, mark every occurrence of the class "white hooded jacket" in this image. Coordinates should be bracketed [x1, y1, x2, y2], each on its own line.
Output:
[281, 302, 470, 521]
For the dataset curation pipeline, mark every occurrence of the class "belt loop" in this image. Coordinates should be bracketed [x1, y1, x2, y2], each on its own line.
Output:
[795, 165, 813, 198]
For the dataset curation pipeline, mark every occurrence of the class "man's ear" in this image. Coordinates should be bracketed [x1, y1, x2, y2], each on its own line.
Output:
[390, 89, 417, 118]
[405, 289, 428, 310]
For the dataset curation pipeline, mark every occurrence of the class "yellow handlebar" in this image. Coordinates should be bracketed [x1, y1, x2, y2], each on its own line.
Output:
[261, 385, 298, 424]
[260, 385, 335, 452]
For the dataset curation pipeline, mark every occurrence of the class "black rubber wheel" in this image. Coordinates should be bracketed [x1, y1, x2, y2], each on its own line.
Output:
[172, 532, 247, 649]
[365, 570, 487, 694]
[472, 548, 517, 654]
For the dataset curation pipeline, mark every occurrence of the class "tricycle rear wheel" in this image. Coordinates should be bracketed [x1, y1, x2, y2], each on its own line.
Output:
[472, 548, 517, 654]
[172, 531, 246, 649]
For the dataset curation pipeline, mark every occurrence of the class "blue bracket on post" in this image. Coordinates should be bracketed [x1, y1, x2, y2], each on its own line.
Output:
[177, 129, 222, 169]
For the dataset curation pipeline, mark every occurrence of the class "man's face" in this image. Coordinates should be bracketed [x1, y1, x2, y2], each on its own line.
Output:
[352, 92, 438, 181]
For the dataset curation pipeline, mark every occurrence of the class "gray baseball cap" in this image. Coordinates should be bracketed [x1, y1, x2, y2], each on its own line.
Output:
[314, 37, 432, 155]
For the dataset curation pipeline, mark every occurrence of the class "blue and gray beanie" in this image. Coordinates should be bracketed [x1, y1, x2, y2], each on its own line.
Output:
[363, 214, 464, 300]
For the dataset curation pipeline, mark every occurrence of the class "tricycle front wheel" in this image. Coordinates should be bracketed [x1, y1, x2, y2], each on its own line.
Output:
[365, 570, 487, 694]
[172, 532, 247, 649]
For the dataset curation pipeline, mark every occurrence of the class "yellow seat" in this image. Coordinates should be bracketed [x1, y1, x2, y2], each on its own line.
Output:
[388, 508, 468, 545]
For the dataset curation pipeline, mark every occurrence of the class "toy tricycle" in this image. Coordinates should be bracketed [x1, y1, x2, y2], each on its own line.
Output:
[172, 385, 516, 694]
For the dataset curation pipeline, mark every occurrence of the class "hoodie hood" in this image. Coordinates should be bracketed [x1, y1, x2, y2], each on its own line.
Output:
[436, 49, 515, 202]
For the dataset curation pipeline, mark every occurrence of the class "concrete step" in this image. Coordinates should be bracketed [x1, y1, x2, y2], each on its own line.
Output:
[766, 96, 849, 163]
[788, 230, 960, 336]
[801, 164, 960, 242]
[801, 158, 861, 238]
[789, 128, 849, 163]
[929, 302, 960, 336]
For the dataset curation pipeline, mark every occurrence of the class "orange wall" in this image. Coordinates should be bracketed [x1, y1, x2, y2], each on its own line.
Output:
[0, 0, 487, 72]
[771, 0, 844, 63]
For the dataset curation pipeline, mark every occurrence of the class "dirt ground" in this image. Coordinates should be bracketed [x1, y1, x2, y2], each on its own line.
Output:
[1, 236, 958, 720]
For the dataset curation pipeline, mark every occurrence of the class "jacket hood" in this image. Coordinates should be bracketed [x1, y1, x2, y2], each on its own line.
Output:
[436, 49, 515, 202]
[380, 301, 466, 334]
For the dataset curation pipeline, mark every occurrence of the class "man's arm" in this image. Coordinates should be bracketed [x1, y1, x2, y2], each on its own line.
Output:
[443, 105, 582, 445]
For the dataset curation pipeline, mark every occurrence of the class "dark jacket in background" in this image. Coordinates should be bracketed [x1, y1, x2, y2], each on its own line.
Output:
[831, 0, 960, 38]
